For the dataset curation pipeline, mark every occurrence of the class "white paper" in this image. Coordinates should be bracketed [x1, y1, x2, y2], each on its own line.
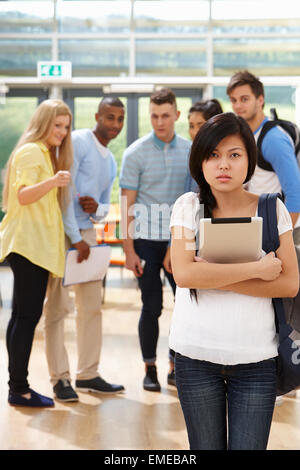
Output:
[63, 245, 112, 286]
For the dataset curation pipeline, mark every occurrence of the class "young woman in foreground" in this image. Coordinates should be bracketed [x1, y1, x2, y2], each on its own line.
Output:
[169, 112, 298, 450]
[0, 99, 72, 407]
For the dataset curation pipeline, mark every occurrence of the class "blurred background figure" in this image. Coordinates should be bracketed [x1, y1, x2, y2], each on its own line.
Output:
[0, 99, 72, 408]
[185, 99, 223, 192]
[44, 97, 126, 402]
[188, 99, 223, 141]
[120, 88, 191, 392]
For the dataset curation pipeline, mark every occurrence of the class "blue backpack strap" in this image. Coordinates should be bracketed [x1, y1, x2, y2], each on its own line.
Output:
[258, 193, 280, 253]
[258, 193, 287, 326]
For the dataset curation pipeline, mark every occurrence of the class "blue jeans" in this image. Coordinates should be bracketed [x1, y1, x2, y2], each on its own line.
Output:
[175, 353, 277, 450]
[134, 239, 176, 363]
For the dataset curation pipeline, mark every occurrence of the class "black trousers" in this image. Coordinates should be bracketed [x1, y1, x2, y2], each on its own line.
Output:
[6, 253, 49, 394]
[134, 239, 176, 363]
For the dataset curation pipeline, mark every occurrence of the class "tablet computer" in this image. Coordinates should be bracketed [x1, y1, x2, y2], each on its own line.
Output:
[198, 217, 262, 263]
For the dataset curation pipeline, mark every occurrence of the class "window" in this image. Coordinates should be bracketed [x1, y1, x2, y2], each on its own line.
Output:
[214, 37, 300, 76]
[59, 39, 130, 76]
[136, 39, 207, 76]
[0, 1, 54, 33]
[57, 0, 131, 33]
[0, 39, 52, 76]
[134, 0, 209, 33]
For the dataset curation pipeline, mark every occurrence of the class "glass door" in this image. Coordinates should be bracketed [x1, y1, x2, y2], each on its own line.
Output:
[0, 89, 48, 219]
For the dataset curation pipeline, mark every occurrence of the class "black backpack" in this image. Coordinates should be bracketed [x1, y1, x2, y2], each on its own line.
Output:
[256, 108, 300, 172]
[258, 193, 300, 396]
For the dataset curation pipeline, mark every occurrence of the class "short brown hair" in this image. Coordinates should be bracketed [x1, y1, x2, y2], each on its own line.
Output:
[226, 70, 264, 99]
[150, 87, 177, 107]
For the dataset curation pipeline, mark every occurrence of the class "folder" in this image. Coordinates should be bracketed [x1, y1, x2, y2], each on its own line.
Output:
[63, 245, 112, 287]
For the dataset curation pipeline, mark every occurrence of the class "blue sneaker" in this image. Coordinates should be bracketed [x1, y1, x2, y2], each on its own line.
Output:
[8, 389, 55, 407]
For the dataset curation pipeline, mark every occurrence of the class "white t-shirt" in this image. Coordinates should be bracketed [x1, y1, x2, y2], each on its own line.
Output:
[169, 192, 293, 365]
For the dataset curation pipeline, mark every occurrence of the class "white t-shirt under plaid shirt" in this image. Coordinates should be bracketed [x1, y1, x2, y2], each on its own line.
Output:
[169, 191, 293, 365]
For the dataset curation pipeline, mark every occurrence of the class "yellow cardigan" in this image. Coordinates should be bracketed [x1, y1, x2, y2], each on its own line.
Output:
[0, 142, 65, 277]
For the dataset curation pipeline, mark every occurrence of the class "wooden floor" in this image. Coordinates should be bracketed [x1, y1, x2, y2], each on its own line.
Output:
[0, 265, 300, 450]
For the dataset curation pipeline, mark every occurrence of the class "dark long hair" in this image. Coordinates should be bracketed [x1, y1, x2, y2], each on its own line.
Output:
[188, 98, 223, 121]
[189, 112, 257, 300]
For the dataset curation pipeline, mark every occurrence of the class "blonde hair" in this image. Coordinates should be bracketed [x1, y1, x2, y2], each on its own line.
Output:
[2, 99, 73, 212]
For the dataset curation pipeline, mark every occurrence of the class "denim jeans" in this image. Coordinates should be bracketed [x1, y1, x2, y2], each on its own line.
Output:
[175, 353, 277, 450]
[6, 253, 49, 394]
[134, 239, 176, 363]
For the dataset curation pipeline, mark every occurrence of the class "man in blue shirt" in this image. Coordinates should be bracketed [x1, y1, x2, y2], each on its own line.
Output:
[44, 97, 125, 402]
[120, 88, 191, 391]
[227, 71, 300, 404]
[227, 70, 300, 239]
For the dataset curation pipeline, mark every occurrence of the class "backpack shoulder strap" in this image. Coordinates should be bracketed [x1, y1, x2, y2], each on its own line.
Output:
[256, 122, 277, 172]
[256, 118, 299, 172]
[256, 121, 277, 152]
[257, 119, 297, 149]
[258, 193, 280, 253]
[258, 193, 287, 326]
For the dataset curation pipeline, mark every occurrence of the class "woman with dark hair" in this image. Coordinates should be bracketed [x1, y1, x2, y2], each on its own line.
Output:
[188, 98, 223, 141]
[169, 112, 298, 449]
[185, 99, 223, 192]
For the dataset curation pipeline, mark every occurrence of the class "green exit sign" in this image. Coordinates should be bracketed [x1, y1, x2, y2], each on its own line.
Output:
[37, 61, 72, 81]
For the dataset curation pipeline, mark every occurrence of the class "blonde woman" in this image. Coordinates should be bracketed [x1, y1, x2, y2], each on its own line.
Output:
[0, 99, 72, 407]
